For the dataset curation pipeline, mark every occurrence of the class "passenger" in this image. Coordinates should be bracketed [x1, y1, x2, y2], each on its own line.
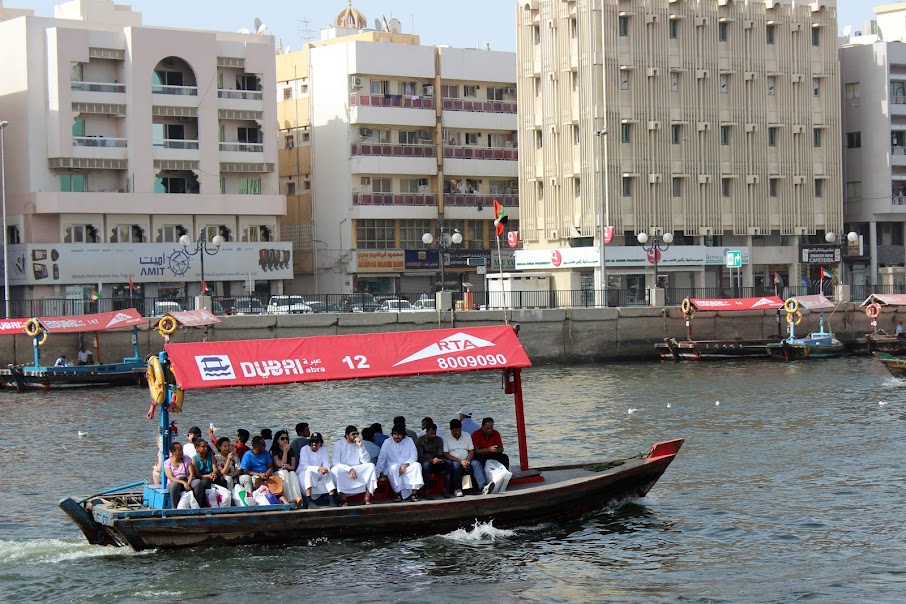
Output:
[330, 425, 377, 506]
[457, 407, 481, 435]
[377, 424, 424, 502]
[296, 433, 337, 508]
[214, 436, 241, 490]
[54, 355, 68, 367]
[471, 417, 511, 494]
[417, 416, 445, 438]
[443, 419, 492, 497]
[416, 423, 446, 498]
[239, 435, 277, 496]
[234, 429, 251, 460]
[270, 429, 304, 507]
[77, 345, 94, 365]
[898, 320, 905, 339]
[289, 422, 311, 459]
[370, 422, 389, 447]
[261, 428, 273, 451]
[190, 439, 225, 507]
[393, 416, 419, 441]
[163, 441, 196, 508]
[360, 427, 381, 463]
[183, 426, 202, 459]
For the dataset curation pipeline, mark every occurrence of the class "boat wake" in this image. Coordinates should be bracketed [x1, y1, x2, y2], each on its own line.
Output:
[0, 538, 150, 565]
[441, 520, 515, 542]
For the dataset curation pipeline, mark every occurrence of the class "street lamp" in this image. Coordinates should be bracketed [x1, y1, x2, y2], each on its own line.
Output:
[637, 231, 673, 297]
[179, 230, 225, 300]
[825, 230, 858, 300]
[595, 128, 609, 307]
[0, 120, 9, 318]
[422, 227, 462, 293]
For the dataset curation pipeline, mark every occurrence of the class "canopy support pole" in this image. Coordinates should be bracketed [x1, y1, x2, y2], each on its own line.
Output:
[32, 334, 39, 367]
[131, 326, 140, 360]
[512, 367, 529, 471]
[159, 350, 172, 492]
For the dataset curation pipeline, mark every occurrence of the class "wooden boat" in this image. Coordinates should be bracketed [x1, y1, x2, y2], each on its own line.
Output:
[0, 309, 146, 390]
[60, 324, 683, 550]
[766, 295, 845, 360]
[873, 352, 906, 379]
[655, 296, 784, 361]
[860, 294, 906, 355]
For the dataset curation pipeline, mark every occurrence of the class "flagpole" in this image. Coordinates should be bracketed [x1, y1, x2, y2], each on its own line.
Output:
[495, 232, 508, 326]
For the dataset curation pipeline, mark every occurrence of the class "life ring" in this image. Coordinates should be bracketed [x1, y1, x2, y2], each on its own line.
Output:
[169, 386, 185, 413]
[681, 298, 693, 314]
[783, 298, 799, 313]
[786, 310, 803, 326]
[37, 331, 48, 346]
[146, 356, 165, 405]
[24, 318, 42, 337]
[865, 303, 881, 320]
[158, 316, 178, 337]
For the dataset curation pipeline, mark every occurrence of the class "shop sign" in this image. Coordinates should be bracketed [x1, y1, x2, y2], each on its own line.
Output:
[354, 250, 405, 273]
[799, 245, 841, 264]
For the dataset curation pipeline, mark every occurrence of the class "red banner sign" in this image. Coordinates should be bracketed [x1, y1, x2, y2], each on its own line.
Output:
[0, 318, 28, 335]
[166, 325, 531, 391]
[37, 308, 144, 333]
[689, 297, 784, 312]
[165, 309, 221, 327]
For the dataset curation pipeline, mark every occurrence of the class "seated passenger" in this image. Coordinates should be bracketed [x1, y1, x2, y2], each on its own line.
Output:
[393, 415, 419, 441]
[361, 427, 381, 463]
[289, 422, 311, 460]
[239, 435, 276, 495]
[416, 423, 446, 497]
[77, 346, 94, 365]
[296, 433, 337, 508]
[190, 439, 226, 507]
[471, 417, 511, 493]
[417, 416, 445, 439]
[443, 419, 492, 497]
[370, 423, 389, 447]
[270, 429, 304, 507]
[330, 425, 377, 506]
[214, 436, 241, 490]
[163, 441, 196, 508]
[377, 424, 424, 502]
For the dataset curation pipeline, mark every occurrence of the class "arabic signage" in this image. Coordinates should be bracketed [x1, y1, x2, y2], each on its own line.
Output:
[166, 325, 532, 390]
[38, 309, 144, 333]
[362, 249, 494, 272]
[354, 250, 405, 273]
[689, 297, 784, 312]
[6, 243, 293, 286]
[800, 245, 841, 264]
[515, 246, 750, 270]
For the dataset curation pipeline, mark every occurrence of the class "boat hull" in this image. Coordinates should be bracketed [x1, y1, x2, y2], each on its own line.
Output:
[656, 338, 774, 361]
[873, 352, 906, 379]
[766, 335, 845, 360]
[0, 362, 145, 390]
[61, 439, 683, 551]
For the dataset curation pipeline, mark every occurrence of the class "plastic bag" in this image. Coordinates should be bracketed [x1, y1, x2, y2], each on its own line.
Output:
[206, 484, 232, 508]
[232, 484, 254, 506]
[253, 485, 279, 506]
[483, 459, 512, 493]
[177, 490, 200, 510]
[461, 474, 474, 491]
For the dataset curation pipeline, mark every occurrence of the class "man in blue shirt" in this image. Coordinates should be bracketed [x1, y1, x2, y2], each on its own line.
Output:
[458, 407, 480, 435]
[238, 436, 275, 494]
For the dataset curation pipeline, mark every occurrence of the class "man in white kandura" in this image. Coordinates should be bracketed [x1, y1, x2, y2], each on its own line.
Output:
[377, 424, 424, 502]
[330, 425, 377, 506]
[295, 433, 337, 508]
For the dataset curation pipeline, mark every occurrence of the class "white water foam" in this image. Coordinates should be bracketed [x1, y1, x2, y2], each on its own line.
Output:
[0, 538, 151, 566]
[441, 519, 515, 542]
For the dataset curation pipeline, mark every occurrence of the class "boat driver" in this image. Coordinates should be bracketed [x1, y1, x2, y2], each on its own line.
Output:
[77, 346, 94, 365]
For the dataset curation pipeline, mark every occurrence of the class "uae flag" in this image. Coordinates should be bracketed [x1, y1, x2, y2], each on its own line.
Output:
[493, 199, 508, 236]
[90, 289, 100, 301]
[821, 267, 833, 280]
[128, 274, 135, 291]
[773, 272, 783, 286]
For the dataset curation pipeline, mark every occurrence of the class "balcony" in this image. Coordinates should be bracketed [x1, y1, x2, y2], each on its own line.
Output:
[348, 94, 436, 127]
[155, 139, 199, 150]
[350, 94, 435, 110]
[893, 195, 906, 206]
[443, 146, 517, 161]
[444, 193, 518, 208]
[73, 136, 127, 148]
[152, 85, 198, 96]
[351, 143, 436, 158]
[350, 143, 437, 175]
[353, 193, 437, 206]
[71, 81, 126, 94]
[218, 89, 263, 101]
[441, 98, 516, 114]
[220, 142, 264, 152]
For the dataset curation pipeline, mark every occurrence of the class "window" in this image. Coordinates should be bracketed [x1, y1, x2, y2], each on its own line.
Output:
[72, 119, 85, 137]
[768, 127, 778, 146]
[373, 178, 392, 193]
[622, 176, 632, 197]
[767, 76, 776, 96]
[846, 132, 861, 148]
[488, 133, 507, 148]
[369, 80, 389, 95]
[463, 85, 477, 98]
[155, 176, 187, 193]
[399, 220, 435, 248]
[242, 226, 272, 242]
[671, 124, 681, 144]
[286, 181, 295, 196]
[535, 130, 543, 149]
[846, 181, 862, 198]
[153, 70, 184, 89]
[814, 179, 823, 197]
[812, 26, 820, 47]
[489, 179, 508, 195]
[721, 178, 731, 197]
[621, 123, 631, 143]
[813, 128, 822, 148]
[239, 178, 262, 195]
[721, 126, 730, 146]
[398, 81, 417, 96]
[571, 71, 578, 92]
[845, 82, 860, 99]
[375, 129, 391, 143]
[766, 24, 775, 44]
[813, 78, 820, 97]
[238, 127, 259, 144]
[441, 84, 459, 99]
[574, 177, 581, 197]
[719, 74, 728, 94]
[60, 174, 85, 192]
[64, 224, 98, 243]
[719, 22, 728, 42]
[574, 125, 580, 145]
[534, 77, 541, 97]
[769, 178, 778, 197]
[399, 130, 418, 145]
[401, 178, 421, 193]
[487, 87, 505, 101]
[236, 74, 258, 91]
[302, 131, 310, 143]
[465, 132, 479, 145]
[300, 78, 309, 95]
[669, 19, 678, 39]
[71, 62, 83, 82]
[670, 71, 679, 92]
[157, 224, 186, 242]
[356, 219, 396, 249]
[620, 69, 630, 90]
[220, 177, 225, 193]
[672, 177, 682, 197]
[619, 16, 629, 37]
[537, 181, 544, 200]
[283, 88, 292, 100]
[285, 134, 294, 148]
[533, 25, 540, 44]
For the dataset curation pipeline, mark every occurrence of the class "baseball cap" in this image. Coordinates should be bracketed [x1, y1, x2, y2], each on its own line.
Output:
[458, 407, 472, 417]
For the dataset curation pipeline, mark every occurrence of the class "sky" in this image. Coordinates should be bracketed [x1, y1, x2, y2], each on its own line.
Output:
[9, 0, 881, 53]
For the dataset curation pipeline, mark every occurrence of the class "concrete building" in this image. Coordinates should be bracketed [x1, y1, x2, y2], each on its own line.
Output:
[840, 4, 906, 293]
[276, 5, 519, 297]
[0, 0, 288, 313]
[515, 0, 842, 301]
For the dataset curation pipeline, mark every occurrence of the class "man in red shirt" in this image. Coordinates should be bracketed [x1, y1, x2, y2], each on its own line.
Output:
[472, 417, 509, 469]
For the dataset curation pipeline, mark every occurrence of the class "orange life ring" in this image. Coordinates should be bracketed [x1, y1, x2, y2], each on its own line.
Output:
[24, 318, 41, 337]
[681, 298, 693, 314]
[158, 316, 178, 337]
[866, 303, 881, 320]
[783, 298, 799, 313]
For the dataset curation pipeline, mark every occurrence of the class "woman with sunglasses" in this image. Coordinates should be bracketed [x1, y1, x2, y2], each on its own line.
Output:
[270, 429, 303, 507]
[296, 433, 337, 508]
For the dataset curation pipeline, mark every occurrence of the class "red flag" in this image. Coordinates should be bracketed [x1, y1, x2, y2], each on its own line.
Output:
[493, 199, 508, 236]
[128, 274, 134, 291]
[201, 280, 207, 294]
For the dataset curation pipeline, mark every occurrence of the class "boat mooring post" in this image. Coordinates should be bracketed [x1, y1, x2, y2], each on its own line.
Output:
[158, 350, 172, 492]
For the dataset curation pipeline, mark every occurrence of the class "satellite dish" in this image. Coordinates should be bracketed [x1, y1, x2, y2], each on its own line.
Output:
[374, 17, 382, 30]
[381, 15, 390, 31]
[285, 45, 291, 53]
[842, 24, 852, 36]
[256, 23, 267, 35]
[238, 27, 250, 34]
[389, 18, 401, 33]
[253, 17, 262, 32]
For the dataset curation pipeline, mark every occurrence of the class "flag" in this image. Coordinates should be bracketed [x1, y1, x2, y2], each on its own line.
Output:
[90, 289, 99, 301]
[821, 267, 833, 280]
[128, 274, 134, 291]
[773, 272, 782, 286]
[493, 199, 508, 236]
[201, 280, 207, 295]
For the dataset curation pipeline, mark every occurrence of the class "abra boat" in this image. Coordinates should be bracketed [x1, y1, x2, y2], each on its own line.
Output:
[0, 309, 146, 390]
[655, 296, 784, 361]
[873, 351, 906, 379]
[766, 296, 845, 360]
[60, 324, 683, 550]
[860, 294, 906, 355]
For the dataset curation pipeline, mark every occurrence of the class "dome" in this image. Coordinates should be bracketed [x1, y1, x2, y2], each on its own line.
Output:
[335, 1, 367, 29]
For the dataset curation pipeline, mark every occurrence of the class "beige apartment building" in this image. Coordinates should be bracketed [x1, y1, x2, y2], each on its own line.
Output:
[515, 0, 842, 300]
[276, 5, 519, 296]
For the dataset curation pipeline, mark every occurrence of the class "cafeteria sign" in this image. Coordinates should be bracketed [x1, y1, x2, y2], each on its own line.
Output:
[800, 245, 841, 264]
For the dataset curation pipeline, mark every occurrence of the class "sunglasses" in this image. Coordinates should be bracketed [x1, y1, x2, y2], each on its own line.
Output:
[279, 436, 289, 441]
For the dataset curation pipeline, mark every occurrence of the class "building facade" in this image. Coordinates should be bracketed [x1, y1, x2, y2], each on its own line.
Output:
[276, 6, 519, 296]
[515, 0, 842, 299]
[0, 0, 288, 312]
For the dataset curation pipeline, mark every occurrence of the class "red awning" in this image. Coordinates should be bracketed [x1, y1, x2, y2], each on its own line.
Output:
[36, 309, 144, 333]
[790, 295, 837, 310]
[689, 297, 784, 312]
[0, 318, 28, 335]
[166, 325, 531, 390]
[155, 309, 221, 328]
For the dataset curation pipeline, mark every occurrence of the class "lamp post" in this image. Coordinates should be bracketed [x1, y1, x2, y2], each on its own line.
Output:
[595, 128, 609, 307]
[825, 230, 858, 301]
[0, 120, 8, 318]
[179, 230, 224, 304]
[637, 231, 673, 305]
[422, 226, 462, 293]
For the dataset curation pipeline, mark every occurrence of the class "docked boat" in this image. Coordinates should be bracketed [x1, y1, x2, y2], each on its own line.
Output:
[860, 294, 906, 355]
[0, 309, 146, 390]
[873, 351, 906, 379]
[766, 296, 845, 360]
[60, 324, 683, 550]
[655, 296, 784, 361]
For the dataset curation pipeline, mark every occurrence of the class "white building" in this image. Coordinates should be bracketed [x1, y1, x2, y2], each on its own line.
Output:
[277, 5, 519, 296]
[0, 0, 288, 312]
[516, 0, 842, 301]
[840, 4, 906, 292]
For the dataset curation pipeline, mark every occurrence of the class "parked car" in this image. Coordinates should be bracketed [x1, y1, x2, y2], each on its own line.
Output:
[267, 295, 312, 314]
[378, 299, 413, 312]
[412, 299, 436, 311]
[344, 293, 378, 312]
[153, 300, 182, 316]
[209, 301, 225, 315]
[234, 299, 265, 315]
[308, 301, 344, 313]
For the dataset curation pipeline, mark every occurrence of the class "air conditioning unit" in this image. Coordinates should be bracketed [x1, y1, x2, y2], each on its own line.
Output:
[648, 120, 661, 130]
[745, 123, 757, 133]
[647, 67, 659, 77]
[791, 125, 804, 134]
[351, 75, 363, 89]
[359, 127, 373, 137]
[507, 179, 519, 189]
[746, 175, 759, 185]
[505, 87, 517, 95]
[697, 121, 710, 132]
[698, 174, 711, 184]
[696, 69, 708, 80]
[423, 85, 434, 96]
[550, 229, 559, 239]
[417, 129, 430, 140]
[649, 173, 662, 184]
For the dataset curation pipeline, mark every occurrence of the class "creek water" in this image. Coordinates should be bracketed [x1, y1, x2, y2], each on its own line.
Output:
[0, 356, 903, 603]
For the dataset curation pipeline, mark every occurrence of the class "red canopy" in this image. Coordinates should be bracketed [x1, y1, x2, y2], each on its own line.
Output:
[37, 309, 144, 333]
[157, 309, 221, 328]
[689, 297, 784, 312]
[0, 318, 28, 335]
[166, 325, 531, 390]
[862, 294, 906, 307]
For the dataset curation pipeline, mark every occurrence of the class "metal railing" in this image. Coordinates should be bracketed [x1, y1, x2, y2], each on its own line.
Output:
[71, 81, 126, 93]
[443, 146, 517, 161]
[154, 139, 199, 150]
[441, 98, 517, 114]
[73, 136, 128, 148]
[219, 142, 263, 152]
[152, 85, 198, 96]
[217, 89, 263, 100]
[350, 143, 436, 158]
[349, 94, 435, 110]
[352, 193, 437, 206]
[444, 193, 518, 208]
